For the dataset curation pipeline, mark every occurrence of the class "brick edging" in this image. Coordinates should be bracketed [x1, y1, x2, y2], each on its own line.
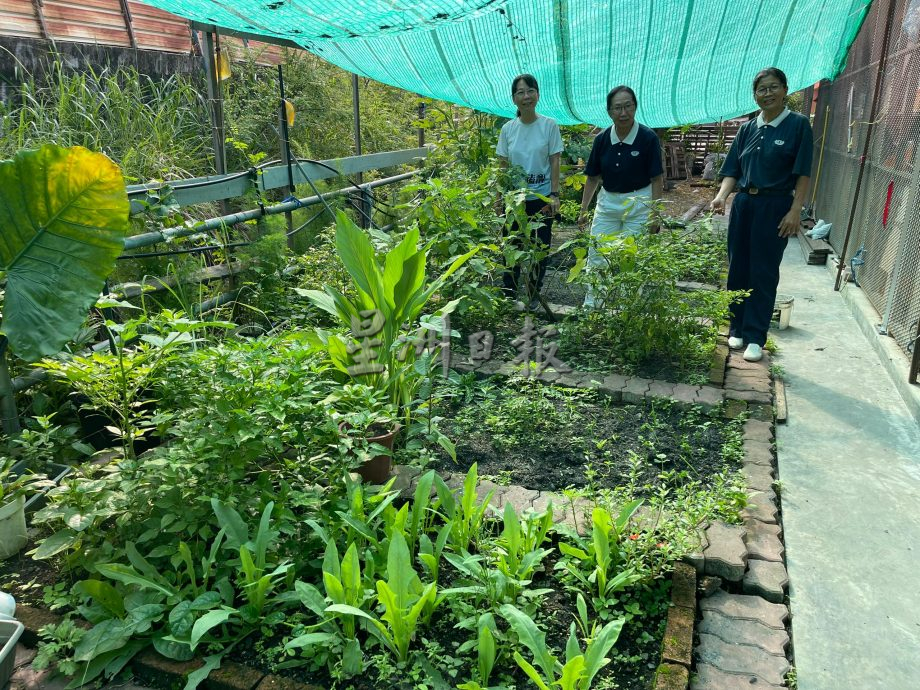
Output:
[653, 562, 697, 689]
[13, 604, 321, 690]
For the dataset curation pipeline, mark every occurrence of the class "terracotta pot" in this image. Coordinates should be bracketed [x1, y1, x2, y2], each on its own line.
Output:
[339, 422, 401, 484]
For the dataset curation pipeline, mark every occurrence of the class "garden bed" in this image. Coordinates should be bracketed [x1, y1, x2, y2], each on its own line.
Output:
[429, 378, 740, 494]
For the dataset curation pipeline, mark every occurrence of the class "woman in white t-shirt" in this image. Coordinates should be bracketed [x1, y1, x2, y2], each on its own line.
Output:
[495, 74, 563, 307]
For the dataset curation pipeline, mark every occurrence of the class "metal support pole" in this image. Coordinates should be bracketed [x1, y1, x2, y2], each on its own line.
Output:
[879, 143, 920, 335]
[834, 0, 898, 291]
[418, 99, 426, 147]
[352, 73, 370, 227]
[910, 319, 920, 384]
[203, 33, 228, 182]
[277, 65, 295, 246]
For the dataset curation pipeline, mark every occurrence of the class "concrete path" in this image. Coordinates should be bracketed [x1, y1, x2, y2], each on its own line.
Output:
[773, 245, 920, 690]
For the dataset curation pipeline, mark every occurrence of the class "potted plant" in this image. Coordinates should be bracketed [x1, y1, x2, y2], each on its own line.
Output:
[326, 383, 401, 483]
[0, 457, 52, 559]
[301, 211, 476, 481]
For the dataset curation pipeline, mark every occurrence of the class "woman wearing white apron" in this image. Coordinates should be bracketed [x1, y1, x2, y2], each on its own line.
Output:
[578, 86, 664, 307]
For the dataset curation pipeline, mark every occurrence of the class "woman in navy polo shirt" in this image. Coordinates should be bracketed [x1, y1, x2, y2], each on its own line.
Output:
[710, 67, 813, 362]
[578, 85, 664, 307]
[495, 74, 563, 308]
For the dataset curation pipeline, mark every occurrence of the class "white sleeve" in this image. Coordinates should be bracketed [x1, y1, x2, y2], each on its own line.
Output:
[548, 120, 563, 156]
[496, 123, 509, 158]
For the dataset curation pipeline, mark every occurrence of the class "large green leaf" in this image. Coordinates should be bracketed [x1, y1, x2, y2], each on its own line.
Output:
[0, 144, 129, 361]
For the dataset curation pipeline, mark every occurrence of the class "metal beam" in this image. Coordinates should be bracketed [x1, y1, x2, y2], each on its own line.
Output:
[188, 21, 304, 51]
[126, 148, 428, 213]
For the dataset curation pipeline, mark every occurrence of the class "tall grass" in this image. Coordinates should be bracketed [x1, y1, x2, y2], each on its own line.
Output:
[0, 60, 212, 181]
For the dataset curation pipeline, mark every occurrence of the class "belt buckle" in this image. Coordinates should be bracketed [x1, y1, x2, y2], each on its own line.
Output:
[749, 186, 760, 195]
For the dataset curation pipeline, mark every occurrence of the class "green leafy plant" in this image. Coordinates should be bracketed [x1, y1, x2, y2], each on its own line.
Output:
[0, 144, 129, 434]
[556, 503, 645, 615]
[301, 209, 476, 429]
[328, 531, 438, 663]
[501, 604, 625, 690]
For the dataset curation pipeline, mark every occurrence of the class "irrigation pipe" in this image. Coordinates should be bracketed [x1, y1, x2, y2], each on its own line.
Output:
[123, 169, 418, 251]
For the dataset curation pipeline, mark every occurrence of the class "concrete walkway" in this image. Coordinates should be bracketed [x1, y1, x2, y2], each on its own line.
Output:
[773, 245, 920, 689]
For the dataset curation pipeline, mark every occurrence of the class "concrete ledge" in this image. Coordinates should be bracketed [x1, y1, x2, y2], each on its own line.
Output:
[828, 257, 920, 425]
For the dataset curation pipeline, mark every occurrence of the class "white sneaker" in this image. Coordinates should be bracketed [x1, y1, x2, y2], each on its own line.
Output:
[728, 336, 744, 350]
[743, 343, 763, 362]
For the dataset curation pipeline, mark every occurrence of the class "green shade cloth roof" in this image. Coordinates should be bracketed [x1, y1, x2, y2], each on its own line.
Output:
[139, 0, 873, 127]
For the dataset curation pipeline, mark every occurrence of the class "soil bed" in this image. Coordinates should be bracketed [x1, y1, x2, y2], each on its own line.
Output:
[429, 378, 738, 494]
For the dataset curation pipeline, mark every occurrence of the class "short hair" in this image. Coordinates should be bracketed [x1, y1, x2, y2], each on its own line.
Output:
[607, 85, 638, 111]
[753, 67, 788, 92]
[511, 74, 539, 95]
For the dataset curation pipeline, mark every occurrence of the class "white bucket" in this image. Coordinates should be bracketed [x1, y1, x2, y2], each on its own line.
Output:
[773, 294, 794, 330]
[0, 495, 27, 560]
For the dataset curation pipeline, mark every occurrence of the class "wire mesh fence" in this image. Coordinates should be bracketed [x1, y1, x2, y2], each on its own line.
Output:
[810, 0, 920, 363]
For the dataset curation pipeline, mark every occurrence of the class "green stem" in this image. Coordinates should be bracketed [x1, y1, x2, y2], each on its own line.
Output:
[0, 337, 22, 437]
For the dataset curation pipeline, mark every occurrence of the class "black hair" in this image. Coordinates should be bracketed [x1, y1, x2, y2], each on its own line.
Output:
[512, 74, 539, 117]
[753, 67, 788, 92]
[607, 85, 638, 111]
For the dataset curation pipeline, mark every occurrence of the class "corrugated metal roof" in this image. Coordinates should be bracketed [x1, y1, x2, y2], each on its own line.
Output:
[0, 0, 284, 64]
[0, 1, 43, 39]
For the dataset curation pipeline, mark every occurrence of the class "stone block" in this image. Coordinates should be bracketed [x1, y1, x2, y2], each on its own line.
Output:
[727, 357, 769, 372]
[743, 419, 774, 443]
[741, 464, 775, 492]
[255, 676, 324, 690]
[528, 491, 558, 517]
[699, 591, 789, 630]
[698, 609, 789, 655]
[204, 661, 266, 690]
[475, 479, 505, 506]
[499, 485, 540, 512]
[132, 649, 204, 689]
[741, 495, 778, 525]
[536, 369, 561, 382]
[748, 403, 774, 423]
[602, 373, 629, 390]
[622, 376, 651, 403]
[703, 521, 747, 581]
[695, 633, 789, 686]
[671, 562, 697, 609]
[391, 464, 422, 497]
[743, 440, 774, 467]
[670, 383, 700, 407]
[572, 497, 594, 536]
[682, 527, 708, 574]
[691, 662, 784, 689]
[654, 663, 690, 690]
[743, 520, 784, 563]
[743, 560, 789, 604]
[661, 604, 694, 667]
[722, 399, 748, 419]
[724, 389, 772, 405]
[648, 380, 677, 401]
[694, 386, 724, 409]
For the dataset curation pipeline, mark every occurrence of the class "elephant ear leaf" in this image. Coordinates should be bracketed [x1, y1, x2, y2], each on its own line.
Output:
[0, 144, 129, 361]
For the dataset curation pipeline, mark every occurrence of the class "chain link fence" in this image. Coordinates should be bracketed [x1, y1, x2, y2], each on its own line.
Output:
[809, 0, 920, 365]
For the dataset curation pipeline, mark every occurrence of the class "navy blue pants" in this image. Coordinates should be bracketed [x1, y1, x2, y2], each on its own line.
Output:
[726, 193, 791, 346]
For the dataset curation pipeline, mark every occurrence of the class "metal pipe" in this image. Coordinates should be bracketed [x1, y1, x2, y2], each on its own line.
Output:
[123, 170, 418, 250]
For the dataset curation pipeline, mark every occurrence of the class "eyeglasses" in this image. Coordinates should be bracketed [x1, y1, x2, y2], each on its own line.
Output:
[514, 88, 538, 97]
[610, 103, 636, 113]
[755, 84, 784, 96]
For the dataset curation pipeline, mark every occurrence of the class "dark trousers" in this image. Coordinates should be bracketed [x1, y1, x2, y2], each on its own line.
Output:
[726, 193, 791, 346]
[503, 198, 553, 297]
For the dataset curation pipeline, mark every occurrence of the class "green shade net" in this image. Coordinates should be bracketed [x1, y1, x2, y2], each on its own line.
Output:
[139, 0, 872, 127]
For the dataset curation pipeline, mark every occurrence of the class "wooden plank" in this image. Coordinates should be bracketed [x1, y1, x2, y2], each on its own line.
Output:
[111, 261, 248, 298]
[775, 378, 788, 423]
